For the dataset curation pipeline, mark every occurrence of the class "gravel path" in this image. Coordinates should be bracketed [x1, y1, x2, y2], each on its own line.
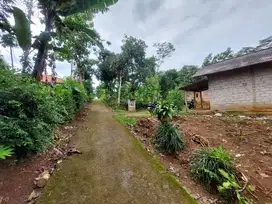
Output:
[37, 102, 195, 204]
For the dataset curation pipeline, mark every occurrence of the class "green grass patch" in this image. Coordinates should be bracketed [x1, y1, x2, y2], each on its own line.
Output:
[115, 111, 137, 128]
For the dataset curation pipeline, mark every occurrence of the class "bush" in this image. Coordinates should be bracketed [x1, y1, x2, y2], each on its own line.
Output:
[189, 145, 234, 189]
[0, 69, 88, 156]
[153, 101, 175, 123]
[218, 169, 249, 204]
[155, 123, 185, 154]
[166, 90, 184, 111]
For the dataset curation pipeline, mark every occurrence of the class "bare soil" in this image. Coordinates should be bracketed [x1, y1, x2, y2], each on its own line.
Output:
[133, 115, 272, 204]
[0, 105, 90, 204]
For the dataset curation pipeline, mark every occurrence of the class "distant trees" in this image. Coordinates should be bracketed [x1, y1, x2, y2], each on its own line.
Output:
[202, 35, 272, 67]
[96, 35, 176, 106]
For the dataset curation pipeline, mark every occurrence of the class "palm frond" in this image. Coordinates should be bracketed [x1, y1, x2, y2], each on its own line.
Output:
[57, 0, 118, 16]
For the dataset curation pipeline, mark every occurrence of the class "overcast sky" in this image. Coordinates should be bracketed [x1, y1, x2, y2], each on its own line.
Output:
[1, 0, 272, 85]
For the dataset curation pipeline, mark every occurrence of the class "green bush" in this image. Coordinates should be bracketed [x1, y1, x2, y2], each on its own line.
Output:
[155, 123, 185, 154]
[0, 69, 88, 156]
[189, 145, 234, 189]
[166, 90, 184, 111]
[153, 101, 175, 123]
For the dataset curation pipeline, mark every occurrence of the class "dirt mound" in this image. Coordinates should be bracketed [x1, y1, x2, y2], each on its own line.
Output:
[134, 118, 158, 138]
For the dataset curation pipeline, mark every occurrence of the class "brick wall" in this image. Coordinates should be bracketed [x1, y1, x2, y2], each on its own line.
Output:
[208, 63, 272, 111]
[254, 66, 272, 108]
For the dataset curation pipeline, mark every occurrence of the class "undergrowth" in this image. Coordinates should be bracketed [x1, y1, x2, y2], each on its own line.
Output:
[115, 112, 136, 128]
[189, 145, 235, 189]
[155, 123, 185, 154]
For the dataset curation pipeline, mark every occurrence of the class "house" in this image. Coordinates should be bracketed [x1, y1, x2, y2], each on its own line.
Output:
[41, 74, 64, 85]
[181, 48, 272, 112]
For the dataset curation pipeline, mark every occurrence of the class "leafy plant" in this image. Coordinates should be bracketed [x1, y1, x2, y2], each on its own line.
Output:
[155, 123, 185, 154]
[0, 145, 13, 159]
[218, 169, 249, 204]
[189, 145, 234, 188]
[0, 69, 88, 156]
[153, 101, 175, 123]
[166, 90, 184, 111]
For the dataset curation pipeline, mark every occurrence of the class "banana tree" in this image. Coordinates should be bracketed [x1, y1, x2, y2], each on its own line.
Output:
[32, 0, 118, 81]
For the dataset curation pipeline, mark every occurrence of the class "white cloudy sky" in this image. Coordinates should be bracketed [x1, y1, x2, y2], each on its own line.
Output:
[2, 0, 272, 85]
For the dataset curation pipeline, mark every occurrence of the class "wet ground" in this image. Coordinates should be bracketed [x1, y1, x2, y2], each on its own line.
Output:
[37, 101, 195, 204]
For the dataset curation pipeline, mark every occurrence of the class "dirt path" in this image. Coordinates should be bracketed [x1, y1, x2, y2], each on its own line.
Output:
[37, 102, 195, 204]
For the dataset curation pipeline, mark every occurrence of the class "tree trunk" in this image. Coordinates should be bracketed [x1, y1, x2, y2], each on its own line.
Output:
[9, 47, 14, 69]
[33, 11, 53, 81]
[117, 74, 122, 105]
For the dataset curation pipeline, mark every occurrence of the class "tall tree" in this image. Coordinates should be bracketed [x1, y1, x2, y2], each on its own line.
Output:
[121, 35, 150, 98]
[154, 42, 175, 65]
[32, 0, 118, 81]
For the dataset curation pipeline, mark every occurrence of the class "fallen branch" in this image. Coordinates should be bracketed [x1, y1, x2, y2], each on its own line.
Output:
[237, 172, 248, 193]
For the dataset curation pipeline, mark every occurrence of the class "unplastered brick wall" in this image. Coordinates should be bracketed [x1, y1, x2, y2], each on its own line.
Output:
[208, 68, 254, 111]
[254, 66, 272, 106]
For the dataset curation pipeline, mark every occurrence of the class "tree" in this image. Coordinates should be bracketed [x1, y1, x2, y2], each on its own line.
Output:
[96, 49, 117, 89]
[56, 13, 100, 83]
[121, 35, 153, 98]
[159, 69, 179, 98]
[202, 48, 234, 66]
[255, 35, 272, 51]
[154, 42, 175, 65]
[236, 47, 255, 57]
[136, 75, 160, 104]
[202, 53, 213, 67]
[32, 0, 118, 81]
[178, 65, 199, 86]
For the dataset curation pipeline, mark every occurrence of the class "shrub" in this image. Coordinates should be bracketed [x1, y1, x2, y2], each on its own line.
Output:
[153, 101, 175, 123]
[155, 123, 185, 154]
[189, 145, 234, 189]
[166, 90, 184, 111]
[0, 69, 88, 156]
[218, 169, 249, 204]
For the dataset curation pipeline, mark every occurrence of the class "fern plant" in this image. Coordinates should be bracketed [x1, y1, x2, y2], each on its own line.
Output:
[189, 145, 234, 188]
[155, 123, 185, 154]
[0, 145, 13, 159]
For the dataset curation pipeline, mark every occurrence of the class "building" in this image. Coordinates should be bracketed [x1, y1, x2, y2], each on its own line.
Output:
[41, 75, 64, 85]
[181, 48, 272, 112]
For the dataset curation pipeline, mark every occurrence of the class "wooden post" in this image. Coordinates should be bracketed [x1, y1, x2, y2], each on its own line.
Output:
[184, 91, 189, 112]
[200, 91, 203, 109]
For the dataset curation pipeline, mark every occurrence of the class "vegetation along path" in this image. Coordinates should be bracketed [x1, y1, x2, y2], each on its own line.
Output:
[37, 101, 195, 204]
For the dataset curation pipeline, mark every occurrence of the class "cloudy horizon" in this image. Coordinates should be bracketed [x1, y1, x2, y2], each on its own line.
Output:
[1, 0, 272, 86]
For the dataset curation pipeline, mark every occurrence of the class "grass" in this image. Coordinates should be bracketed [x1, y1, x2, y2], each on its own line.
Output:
[189, 145, 235, 189]
[115, 111, 137, 128]
[114, 109, 151, 128]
